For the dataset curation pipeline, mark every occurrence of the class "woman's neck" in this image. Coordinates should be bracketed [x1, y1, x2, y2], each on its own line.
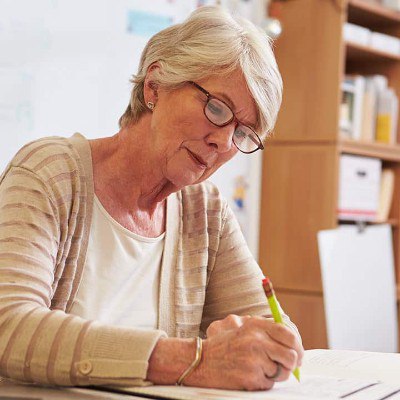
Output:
[90, 126, 173, 213]
[88, 124, 176, 237]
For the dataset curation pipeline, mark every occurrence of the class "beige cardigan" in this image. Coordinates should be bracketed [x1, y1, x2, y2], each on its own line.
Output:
[0, 133, 298, 387]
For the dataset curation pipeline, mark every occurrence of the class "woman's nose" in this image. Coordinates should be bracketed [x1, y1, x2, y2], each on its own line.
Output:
[205, 124, 235, 153]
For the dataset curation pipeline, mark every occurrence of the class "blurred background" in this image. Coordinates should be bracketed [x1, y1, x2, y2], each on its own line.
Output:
[2, 0, 400, 354]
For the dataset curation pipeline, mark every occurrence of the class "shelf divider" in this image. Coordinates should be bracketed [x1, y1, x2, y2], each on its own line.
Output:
[339, 139, 400, 162]
[348, 0, 400, 26]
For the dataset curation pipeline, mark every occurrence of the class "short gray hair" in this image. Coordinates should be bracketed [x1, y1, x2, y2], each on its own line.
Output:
[119, 6, 282, 138]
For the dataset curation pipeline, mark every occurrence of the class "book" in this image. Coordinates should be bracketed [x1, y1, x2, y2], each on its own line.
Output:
[360, 78, 378, 142]
[370, 31, 400, 56]
[340, 74, 399, 145]
[339, 82, 354, 139]
[343, 22, 371, 47]
[103, 349, 400, 400]
[340, 76, 366, 140]
[376, 168, 395, 222]
[375, 85, 399, 144]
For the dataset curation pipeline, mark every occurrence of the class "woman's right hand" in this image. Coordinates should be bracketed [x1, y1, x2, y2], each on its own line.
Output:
[147, 317, 302, 391]
[187, 317, 302, 391]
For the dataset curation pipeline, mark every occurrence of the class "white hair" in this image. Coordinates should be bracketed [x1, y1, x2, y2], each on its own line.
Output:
[119, 6, 282, 138]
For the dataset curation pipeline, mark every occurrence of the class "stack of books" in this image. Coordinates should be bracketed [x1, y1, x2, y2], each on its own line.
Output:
[339, 74, 399, 144]
[343, 22, 400, 56]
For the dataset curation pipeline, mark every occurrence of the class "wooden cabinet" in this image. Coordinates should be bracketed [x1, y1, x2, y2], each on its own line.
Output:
[259, 0, 400, 349]
[277, 291, 328, 350]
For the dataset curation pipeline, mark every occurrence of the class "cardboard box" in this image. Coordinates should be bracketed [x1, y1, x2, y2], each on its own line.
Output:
[337, 155, 382, 221]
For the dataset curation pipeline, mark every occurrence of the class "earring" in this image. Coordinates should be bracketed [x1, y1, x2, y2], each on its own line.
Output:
[147, 101, 154, 110]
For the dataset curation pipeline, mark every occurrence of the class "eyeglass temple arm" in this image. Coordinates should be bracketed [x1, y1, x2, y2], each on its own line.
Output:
[188, 81, 210, 98]
[247, 132, 264, 149]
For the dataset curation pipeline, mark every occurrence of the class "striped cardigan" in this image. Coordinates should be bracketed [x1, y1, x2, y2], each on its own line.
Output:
[0, 133, 298, 387]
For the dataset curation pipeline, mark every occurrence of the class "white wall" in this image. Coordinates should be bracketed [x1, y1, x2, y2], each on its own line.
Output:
[0, 0, 267, 257]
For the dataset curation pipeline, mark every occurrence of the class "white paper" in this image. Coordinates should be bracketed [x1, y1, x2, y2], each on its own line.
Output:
[303, 349, 400, 384]
[318, 225, 398, 352]
[120, 377, 400, 400]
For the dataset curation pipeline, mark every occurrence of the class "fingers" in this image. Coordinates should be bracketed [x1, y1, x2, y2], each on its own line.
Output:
[240, 326, 298, 373]
[251, 318, 303, 361]
[206, 314, 252, 337]
[261, 341, 298, 372]
[263, 360, 291, 383]
[265, 322, 304, 360]
[239, 318, 303, 372]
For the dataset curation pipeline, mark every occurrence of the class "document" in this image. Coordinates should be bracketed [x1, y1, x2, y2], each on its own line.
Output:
[318, 224, 398, 352]
[104, 349, 400, 400]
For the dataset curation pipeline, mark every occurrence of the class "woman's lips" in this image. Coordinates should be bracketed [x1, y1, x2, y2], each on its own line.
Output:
[186, 148, 207, 168]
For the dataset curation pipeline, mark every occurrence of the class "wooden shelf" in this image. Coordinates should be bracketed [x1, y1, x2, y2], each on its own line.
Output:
[389, 218, 400, 227]
[348, 0, 400, 27]
[339, 139, 400, 161]
[345, 41, 400, 62]
[338, 219, 399, 227]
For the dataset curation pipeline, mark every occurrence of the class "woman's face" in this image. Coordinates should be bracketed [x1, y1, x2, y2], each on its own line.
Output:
[149, 69, 258, 189]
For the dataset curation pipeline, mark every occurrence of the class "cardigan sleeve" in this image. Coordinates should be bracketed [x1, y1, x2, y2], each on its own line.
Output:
[201, 202, 301, 341]
[0, 166, 166, 387]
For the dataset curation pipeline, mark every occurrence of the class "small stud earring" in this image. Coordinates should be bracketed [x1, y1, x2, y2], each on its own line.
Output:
[147, 101, 154, 110]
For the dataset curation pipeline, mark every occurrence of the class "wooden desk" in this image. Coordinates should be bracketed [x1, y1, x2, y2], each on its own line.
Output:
[0, 380, 144, 400]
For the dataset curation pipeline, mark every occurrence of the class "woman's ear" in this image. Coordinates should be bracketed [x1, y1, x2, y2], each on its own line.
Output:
[144, 62, 161, 107]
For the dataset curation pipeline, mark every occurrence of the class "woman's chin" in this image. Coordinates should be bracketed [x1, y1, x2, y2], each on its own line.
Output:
[167, 169, 205, 189]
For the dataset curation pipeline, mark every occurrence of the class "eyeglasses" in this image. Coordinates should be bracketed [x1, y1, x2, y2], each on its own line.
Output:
[189, 81, 264, 154]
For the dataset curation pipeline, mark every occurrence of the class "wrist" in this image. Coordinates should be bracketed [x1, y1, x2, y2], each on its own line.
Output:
[177, 337, 203, 385]
[146, 337, 199, 385]
[181, 338, 207, 387]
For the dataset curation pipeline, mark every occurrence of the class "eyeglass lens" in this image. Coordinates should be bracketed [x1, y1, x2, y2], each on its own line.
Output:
[204, 98, 261, 153]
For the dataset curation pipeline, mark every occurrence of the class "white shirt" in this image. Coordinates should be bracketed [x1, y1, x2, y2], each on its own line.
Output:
[69, 196, 164, 329]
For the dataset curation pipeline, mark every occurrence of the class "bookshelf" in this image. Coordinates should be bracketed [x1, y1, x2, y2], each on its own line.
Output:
[346, 41, 400, 61]
[259, 0, 400, 349]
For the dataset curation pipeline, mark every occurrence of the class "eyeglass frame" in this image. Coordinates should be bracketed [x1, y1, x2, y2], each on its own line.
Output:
[188, 81, 264, 154]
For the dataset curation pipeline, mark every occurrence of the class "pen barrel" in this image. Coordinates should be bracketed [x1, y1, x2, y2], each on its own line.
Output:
[267, 294, 284, 324]
[262, 278, 300, 382]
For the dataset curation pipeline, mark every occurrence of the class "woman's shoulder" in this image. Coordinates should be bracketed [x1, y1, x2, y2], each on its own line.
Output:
[5, 134, 87, 180]
[10, 135, 78, 167]
[1, 134, 90, 200]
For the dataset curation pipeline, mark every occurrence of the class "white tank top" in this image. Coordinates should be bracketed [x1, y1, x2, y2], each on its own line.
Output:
[69, 196, 164, 329]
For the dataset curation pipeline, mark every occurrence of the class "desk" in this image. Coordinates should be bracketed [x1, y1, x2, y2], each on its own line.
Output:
[2, 350, 400, 400]
[0, 380, 144, 400]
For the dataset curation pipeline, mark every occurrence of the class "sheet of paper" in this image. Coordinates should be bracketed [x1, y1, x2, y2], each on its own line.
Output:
[317, 224, 398, 352]
[303, 349, 400, 385]
[119, 377, 400, 400]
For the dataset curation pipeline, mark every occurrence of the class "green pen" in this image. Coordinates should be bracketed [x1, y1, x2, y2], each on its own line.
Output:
[262, 277, 300, 382]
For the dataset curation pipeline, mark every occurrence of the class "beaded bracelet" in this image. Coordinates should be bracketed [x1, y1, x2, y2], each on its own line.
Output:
[177, 337, 203, 386]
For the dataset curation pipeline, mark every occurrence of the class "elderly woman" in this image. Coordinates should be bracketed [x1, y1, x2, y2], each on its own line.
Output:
[0, 6, 303, 392]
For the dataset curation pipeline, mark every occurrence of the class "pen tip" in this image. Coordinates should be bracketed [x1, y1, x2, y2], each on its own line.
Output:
[293, 368, 300, 382]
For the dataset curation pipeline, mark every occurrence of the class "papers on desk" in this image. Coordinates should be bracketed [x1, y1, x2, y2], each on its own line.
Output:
[3, 349, 400, 400]
[318, 224, 398, 352]
[107, 349, 400, 400]
[114, 380, 400, 400]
